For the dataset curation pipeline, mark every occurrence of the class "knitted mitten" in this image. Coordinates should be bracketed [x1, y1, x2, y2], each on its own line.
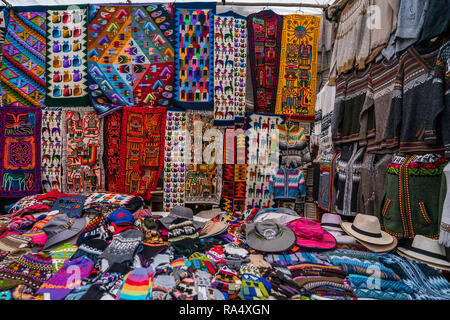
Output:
[238, 273, 272, 300]
[188, 252, 217, 275]
[211, 266, 242, 298]
[205, 245, 227, 264]
[194, 270, 212, 300]
[170, 257, 192, 284]
[175, 277, 197, 300]
[152, 274, 176, 300]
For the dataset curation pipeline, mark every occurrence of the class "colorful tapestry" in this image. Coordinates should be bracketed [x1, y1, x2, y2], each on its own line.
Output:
[173, 2, 215, 110]
[275, 14, 321, 122]
[46, 5, 89, 107]
[119, 107, 166, 200]
[163, 109, 187, 212]
[247, 10, 283, 114]
[104, 109, 122, 193]
[0, 107, 42, 197]
[41, 108, 62, 192]
[61, 107, 104, 194]
[221, 128, 247, 213]
[213, 12, 247, 126]
[245, 113, 284, 210]
[1, 8, 46, 108]
[87, 4, 175, 117]
[185, 110, 222, 204]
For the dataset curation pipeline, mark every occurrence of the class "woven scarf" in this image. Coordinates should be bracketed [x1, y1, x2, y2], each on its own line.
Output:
[119, 107, 166, 200]
[45, 5, 89, 107]
[41, 108, 63, 193]
[275, 14, 320, 122]
[213, 12, 247, 126]
[0, 107, 42, 197]
[1, 8, 46, 108]
[87, 4, 175, 117]
[173, 2, 215, 110]
[104, 109, 122, 193]
[247, 10, 283, 114]
[61, 106, 104, 194]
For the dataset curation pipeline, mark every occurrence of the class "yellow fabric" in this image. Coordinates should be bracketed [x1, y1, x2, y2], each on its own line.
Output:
[275, 14, 321, 122]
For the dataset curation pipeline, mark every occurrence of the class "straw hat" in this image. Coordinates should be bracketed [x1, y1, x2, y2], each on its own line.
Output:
[320, 213, 344, 232]
[397, 235, 450, 271]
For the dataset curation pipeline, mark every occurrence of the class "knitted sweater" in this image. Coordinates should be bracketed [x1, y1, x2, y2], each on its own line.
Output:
[269, 168, 306, 201]
[312, 82, 335, 162]
[275, 124, 311, 169]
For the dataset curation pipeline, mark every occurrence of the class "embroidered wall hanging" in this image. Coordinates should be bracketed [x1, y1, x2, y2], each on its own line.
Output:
[46, 5, 89, 107]
[0, 107, 42, 197]
[104, 109, 122, 193]
[247, 10, 283, 114]
[87, 4, 175, 117]
[119, 107, 166, 200]
[1, 8, 46, 108]
[275, 14, 321, 122]
[213, 12, 247, 126]
[61, 106, 104, 194]
[245, 113, 284, 210]
[163, 109, 187, 212]
[41, 108, 62, 193]
[185, 110, 222, 204]
[173, 2, 215, 110]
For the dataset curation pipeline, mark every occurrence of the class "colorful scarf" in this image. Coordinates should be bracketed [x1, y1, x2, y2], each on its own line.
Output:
[87, 4, 175, 117]
[61, 107, 104, 194]
[1, 8, 46, 108]
[163, 109, 187, 212]
[104, 109, 122, 193]
[173, 2, 215, 110]
[247, 10, 283, 114]
[41, 108, 63, 193]
[119, 107, 166, 200]
[275, 14, 320, 122]
[0, 107, 42, 197]
[45, 5, 89, 107]
[213, 11, 247, 126]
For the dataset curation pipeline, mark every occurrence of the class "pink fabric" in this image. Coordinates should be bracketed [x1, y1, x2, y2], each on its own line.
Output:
[287, 218, 336, 250]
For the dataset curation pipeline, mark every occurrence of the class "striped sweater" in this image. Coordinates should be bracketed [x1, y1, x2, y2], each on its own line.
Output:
[269, 168, 306, 201]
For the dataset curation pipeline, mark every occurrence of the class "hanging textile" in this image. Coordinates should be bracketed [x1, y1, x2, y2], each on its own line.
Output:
[275, 14, 321, 122]
[163, 109, 187, 212]
[213, 11, 247, 126]
[87, 4, 175, 117]
[185, 110, 222, 205]
[103, 109, 122, 193]
[61, 106, 104, 194]
[0, 107, 42, 197]
[247, 10, 283, 114]
[1, 8, 46, 108]
[173, 2, 215, 110]
[41, 108, 62, 193]
[45, 5, 89, 107]
[119, 107, 166, 200]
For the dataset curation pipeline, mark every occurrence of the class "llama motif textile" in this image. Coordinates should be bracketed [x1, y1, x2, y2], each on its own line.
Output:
[0, 107, 42, 197]
[119, 107, 166, 200]
[61, 107, 104, 194]
[185, 110, 222, 205]
[104, 109, 122, 193]
[245, 113, 284, 210]
[0, 8, 46, 108]
[173, 2, 215, 110]
[46, 5, 89, 107]
[41, 108, 63, 193]
[213, 12, 247, 126]
[87, 4, 175, 117]
[247, 10, 283, 114]
[163, 110, 187, 212]
[275, 14, 321, 122]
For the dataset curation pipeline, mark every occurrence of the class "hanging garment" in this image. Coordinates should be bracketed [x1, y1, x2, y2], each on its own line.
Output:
[275, 123, 311, 169]
[317, 151, 340, 213]
[269, 167, 306, 201]
[103, 109, 122, 193]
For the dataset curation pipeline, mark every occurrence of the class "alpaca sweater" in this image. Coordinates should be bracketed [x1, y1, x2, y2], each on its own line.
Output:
[275, 124, 311, 169]
[269, 168, 306, 201]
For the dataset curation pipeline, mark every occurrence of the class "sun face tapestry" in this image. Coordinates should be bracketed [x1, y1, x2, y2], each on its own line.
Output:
[0, 107, 42, 197]
[87, 4, 175, 117]
[213, 12, 247, 126]
[46, 5, 89, 107]
[163, 109, 187, 212]
[173, 2, 215, 110]
[61, 107, 104, 194]
[275, 14, 321, 122]
[1, 8, 46, 108]
[41, 108, 62, 193]
[119, 107, 166, 200]
[185, 110, 222, 204]
[104, 109, 122, 193]
[247, 10, 283, 114]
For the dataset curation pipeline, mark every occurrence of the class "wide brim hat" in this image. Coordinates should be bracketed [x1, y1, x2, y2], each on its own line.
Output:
[43, 215, 87, 250]
[159, 206, 205, 230]
[340, 214, 394, 246]
[287, 218, 336, 250]
[246, 221, 296, 253]
[320, 213, 344, 232]
[356, 236, 398, 253]
[199, 220, 228, 239]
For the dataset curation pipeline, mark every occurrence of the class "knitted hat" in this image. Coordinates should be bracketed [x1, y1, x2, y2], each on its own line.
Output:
[188, 252, 217, 275]
[117, 267, 151, 300]
[159, 206, 205, 230]
[49, 243, 78, 273]
[76, 214, 110, 246]
[36, 256, 94, 300]
[22, 230, 48, 248]
[99, 229, 143, 269]
[51, 196, 86, 218]
[107, 209, 135, 225]
[152, 274, 176, 300]
[176, 277, 197, 299]
[0, 252, 53, 292]
[29, 211, 59, 232]
[70, 238, 109, 265]
[42, 214, 87, 250]
[205, 245, 227, 264]
[0, 234, 33, 254]
[211, 266, 242, 297]
[167, 218, 199, 244]
[133, 209, 153, 220]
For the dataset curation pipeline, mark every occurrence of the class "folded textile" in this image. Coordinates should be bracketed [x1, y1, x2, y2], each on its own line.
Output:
[265, 252, 332, 267]
[354, 288, 413, 300]
[288, 264, 348, 279]
[347, 274, 414, 294]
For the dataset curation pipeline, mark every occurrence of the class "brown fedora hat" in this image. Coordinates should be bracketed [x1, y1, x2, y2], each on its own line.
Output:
[341, 214, 394, 246]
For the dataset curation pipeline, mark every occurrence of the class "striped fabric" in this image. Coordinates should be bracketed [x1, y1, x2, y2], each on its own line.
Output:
[269, 168, 306, 201]
[118, 267, 151, 300]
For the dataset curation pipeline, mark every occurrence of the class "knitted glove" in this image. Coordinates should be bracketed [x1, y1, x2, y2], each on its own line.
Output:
[211, 266, 242, 298]
[175, 277, 197, 300]
[238, 273, 272, 300]
[188, 252, 217, 275]
[247, 254, 272, 270]
[170, 257, 192, 284]
[224, 243, 249, 258]
[205, 245, 227, 264]
[194, 270, 212, 300]
[152, 274, 176, 300]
